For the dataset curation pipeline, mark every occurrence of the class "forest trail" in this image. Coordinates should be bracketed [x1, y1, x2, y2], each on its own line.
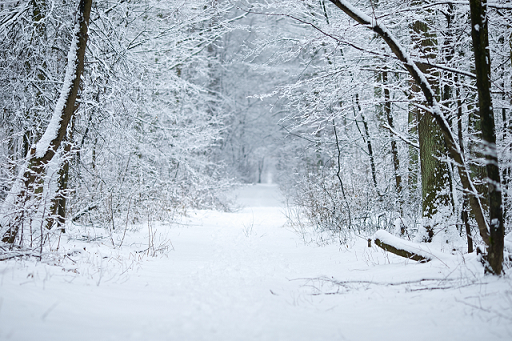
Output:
[1, 184, 511, 340]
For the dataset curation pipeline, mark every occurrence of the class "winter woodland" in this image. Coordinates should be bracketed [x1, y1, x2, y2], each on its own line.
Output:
[1, 0, 512, 339]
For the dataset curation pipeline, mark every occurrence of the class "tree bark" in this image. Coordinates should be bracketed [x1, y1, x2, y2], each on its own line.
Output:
[1, 0, 92, 244]
[410, 7, 452, 242]
[469, 0, 504, 274]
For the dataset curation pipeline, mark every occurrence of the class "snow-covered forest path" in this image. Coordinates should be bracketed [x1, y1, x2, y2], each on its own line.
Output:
[1, 185, 511, 340]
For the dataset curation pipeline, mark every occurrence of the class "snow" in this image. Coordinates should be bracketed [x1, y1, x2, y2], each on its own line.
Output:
[1, 185, 511, 340]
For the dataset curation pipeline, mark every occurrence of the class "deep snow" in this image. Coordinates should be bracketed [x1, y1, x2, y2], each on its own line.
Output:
[1, 184, 511, 340]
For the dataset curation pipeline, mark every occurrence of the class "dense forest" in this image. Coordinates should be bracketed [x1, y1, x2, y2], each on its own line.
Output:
[1, 0, 511, 274]
[1, 1, 512, 339]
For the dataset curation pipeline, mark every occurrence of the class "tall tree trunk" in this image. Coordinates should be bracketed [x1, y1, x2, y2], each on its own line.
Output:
[355, 94, 378, 191]
[1, 0, 92, 244]
[469, 0, 504, 274]
[499, 28, 512, 225]
[456, 75, 474, 253]
[441, 5, 474, 249]
[408, 104, 420, 219]
[410, 8, 452, 242]
[382, 71, 402, 210]
[417, 109, 452, 241]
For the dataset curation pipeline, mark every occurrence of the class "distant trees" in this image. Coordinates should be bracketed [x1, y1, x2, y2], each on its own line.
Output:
[209, 6, 288, 184]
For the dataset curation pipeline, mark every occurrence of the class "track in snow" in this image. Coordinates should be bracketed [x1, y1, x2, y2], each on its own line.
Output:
[1, 184, 511, 340]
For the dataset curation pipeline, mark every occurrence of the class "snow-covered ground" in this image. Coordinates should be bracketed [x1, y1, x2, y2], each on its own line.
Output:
[1, 184, 511, 340]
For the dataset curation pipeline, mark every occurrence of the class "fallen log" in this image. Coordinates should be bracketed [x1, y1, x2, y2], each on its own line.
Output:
[373, 230, 446, 263]
[375, 239, 430, 262]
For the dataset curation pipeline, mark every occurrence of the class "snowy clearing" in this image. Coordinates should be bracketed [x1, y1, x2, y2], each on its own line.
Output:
[1, 184, 511, 340]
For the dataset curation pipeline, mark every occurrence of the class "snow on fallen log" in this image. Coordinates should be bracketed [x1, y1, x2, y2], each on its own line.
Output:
[373, 230, 448, 263]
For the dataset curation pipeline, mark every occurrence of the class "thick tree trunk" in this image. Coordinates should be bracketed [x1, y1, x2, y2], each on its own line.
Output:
[1, 0, 92, 244]
[469, 0, 504, 274]
[410, 9, 452, 242]
[417, 110, 452, 241]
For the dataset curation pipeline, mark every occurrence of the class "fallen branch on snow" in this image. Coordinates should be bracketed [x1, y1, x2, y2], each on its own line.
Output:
[373, 230, 447, 263]
[292, 276, 478, 295]
[0, 249, 39, 261]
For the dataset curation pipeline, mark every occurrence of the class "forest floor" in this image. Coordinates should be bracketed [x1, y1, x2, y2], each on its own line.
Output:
[1, 184, 512, 340]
